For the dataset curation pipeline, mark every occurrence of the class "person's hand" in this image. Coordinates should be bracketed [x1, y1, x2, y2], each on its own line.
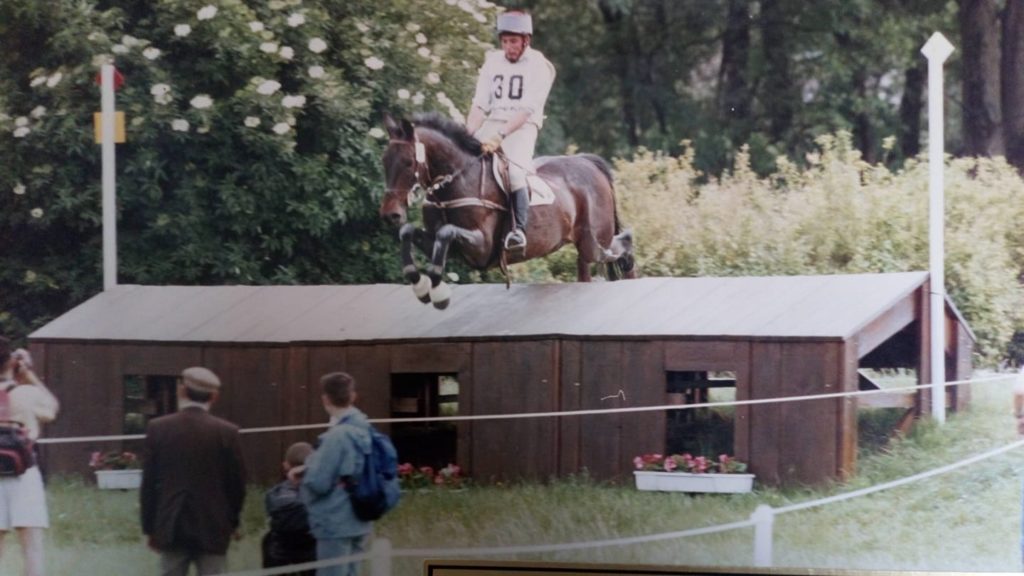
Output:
[287, 464, 306, 484]
[11, 349, 33, 383]
[481, 134, 503, 154]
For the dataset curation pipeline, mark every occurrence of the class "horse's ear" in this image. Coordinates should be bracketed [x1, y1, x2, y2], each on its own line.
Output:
[383, 114, 414, 142]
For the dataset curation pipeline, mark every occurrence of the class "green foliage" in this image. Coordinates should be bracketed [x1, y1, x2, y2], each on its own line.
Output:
[612, 132, 1024, 361]
[0, 0, 495, 335]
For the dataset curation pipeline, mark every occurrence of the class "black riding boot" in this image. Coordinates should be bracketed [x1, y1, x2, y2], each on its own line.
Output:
[505, 187, 529, 250]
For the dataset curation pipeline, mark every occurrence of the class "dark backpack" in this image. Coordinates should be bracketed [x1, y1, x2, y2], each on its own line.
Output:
[0, 384, 35, 476]
[341, 417, 400, 521]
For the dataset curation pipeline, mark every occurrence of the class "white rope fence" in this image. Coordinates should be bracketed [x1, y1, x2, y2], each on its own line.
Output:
[49, 372, 1019, 575]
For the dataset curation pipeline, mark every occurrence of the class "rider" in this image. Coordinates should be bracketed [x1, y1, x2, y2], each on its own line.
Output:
[465, 9, 556, 252]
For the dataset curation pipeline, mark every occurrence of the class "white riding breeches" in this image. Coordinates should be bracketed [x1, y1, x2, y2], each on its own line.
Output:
[476, 120, 538, 191]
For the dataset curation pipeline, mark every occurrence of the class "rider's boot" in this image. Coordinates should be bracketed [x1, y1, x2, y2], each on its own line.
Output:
[504, 187, 529, 251]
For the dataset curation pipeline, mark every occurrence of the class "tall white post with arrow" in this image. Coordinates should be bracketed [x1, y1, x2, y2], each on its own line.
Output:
[921, 32, 954, 424]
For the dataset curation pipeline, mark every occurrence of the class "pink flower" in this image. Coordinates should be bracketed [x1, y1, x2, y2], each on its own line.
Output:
[419, 466, 434, 477]
[89, 451, 102, 468]
[633, 456, 644, 469]
[398, 462, 414, 476]
[663, 458, 677, 472]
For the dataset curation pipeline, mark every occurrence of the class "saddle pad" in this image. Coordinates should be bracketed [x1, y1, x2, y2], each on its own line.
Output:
[491, 158, 556, 206]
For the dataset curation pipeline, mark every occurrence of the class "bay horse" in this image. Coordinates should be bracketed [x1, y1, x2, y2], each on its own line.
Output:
[379, 112, 635, 309]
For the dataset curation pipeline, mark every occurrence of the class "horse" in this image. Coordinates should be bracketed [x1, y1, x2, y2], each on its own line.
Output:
[379, 112, 635, 309]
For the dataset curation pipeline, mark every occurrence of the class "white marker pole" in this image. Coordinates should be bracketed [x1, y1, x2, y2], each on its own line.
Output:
[100, 64, 117, 291]
[921, 32, 954, 424]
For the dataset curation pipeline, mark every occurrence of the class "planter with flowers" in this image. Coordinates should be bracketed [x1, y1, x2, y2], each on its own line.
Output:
[397, 462, 466, 491]
[90, 451, 142, 490]
[632, 453, 754, 494]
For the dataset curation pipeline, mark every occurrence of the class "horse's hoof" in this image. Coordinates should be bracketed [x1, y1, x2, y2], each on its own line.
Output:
[430, 281, 452, 309]
[412, 275, 431, 303]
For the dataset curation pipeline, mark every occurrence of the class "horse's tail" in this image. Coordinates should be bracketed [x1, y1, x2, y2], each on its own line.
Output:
[579, 154, 622, 234]
[581, 153, 636, 279]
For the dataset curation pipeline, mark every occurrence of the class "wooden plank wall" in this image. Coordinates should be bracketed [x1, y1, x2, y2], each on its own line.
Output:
[749, 341, 842, 485]
[471, 340, 557, 481]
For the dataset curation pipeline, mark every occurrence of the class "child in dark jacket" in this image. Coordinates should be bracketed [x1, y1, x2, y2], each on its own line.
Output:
[262, 442, 317, 576]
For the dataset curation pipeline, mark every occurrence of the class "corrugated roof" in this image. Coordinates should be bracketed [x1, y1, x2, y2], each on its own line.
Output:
[30, 272, 935, 344]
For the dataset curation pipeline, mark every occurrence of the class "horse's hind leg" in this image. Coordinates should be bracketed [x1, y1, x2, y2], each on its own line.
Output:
[400, 224, 432, 303]
[576, 254, 592, 282]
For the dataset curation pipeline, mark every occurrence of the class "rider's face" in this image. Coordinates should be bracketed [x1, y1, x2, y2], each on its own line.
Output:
[500, 34, 528, 63]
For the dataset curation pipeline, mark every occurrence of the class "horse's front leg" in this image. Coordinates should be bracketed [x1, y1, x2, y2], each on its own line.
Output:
[425, 223, 486, 310]
[400, 223, 434, 303]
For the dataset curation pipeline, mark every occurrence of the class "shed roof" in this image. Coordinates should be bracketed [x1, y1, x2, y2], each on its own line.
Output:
[30, 272, 951, 345]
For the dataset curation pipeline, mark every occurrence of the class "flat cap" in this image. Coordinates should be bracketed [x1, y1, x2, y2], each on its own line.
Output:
[181, 366, 221, 393]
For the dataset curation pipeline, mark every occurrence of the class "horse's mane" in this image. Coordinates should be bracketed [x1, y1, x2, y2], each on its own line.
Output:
[412, 112, 482, 155]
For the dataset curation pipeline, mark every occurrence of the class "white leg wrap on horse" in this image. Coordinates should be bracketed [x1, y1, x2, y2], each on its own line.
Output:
[431, 281, 452, 307]
[413, 275, 431, 301]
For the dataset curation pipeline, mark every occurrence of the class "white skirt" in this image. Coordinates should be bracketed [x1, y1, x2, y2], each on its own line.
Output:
[0, 466, 48, 529]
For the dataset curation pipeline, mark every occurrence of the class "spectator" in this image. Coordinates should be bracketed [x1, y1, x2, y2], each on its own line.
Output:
[141, 366, 247, 576]
[301, 372, 372, 576]
[0, 337, 58, 576]
[263, 441, 316, 576]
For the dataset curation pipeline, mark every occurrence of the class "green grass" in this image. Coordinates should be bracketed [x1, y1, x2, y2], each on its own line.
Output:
[2, 374, 1022, 575]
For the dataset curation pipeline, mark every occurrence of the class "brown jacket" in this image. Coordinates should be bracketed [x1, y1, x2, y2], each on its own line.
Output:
[140, 406, 247, 554]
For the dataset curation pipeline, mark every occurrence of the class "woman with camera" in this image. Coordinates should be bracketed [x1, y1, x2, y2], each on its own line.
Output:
[0, 336, 59, 576]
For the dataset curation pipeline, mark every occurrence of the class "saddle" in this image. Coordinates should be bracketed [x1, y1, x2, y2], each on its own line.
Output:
[491, 155, 555, 206]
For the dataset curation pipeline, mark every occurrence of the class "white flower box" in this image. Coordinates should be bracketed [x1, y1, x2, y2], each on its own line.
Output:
[95, 469, 142, 490]
[634, 470, 754, 494]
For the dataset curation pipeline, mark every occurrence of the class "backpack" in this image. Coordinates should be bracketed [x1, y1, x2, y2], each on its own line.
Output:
[0, 384, 34, 476]
[341, 417, 401, 521]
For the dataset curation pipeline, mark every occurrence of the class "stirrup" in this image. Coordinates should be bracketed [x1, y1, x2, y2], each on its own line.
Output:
[504, 229, 527, 251]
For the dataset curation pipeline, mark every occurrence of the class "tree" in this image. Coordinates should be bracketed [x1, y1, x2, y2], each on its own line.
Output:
[0, 0, 494, 336]
[960, 0, 1003, 156]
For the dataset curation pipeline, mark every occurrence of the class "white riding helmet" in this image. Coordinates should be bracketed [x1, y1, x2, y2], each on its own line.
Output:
[496, 11, 532, 36]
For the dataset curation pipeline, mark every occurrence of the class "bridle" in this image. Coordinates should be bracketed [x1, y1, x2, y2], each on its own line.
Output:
[386, 132, 507, 213]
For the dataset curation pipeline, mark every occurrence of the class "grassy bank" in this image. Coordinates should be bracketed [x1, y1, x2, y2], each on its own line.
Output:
[3, 375, 1022, 575]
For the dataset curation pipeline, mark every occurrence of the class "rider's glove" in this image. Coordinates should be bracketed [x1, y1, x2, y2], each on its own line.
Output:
[481, 134, 503, 154]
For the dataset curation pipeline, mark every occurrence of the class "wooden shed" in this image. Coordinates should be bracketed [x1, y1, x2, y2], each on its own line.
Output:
[28, 271, 973, 486]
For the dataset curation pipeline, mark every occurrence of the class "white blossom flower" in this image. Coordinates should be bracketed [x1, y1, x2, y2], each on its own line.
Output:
[260, 42, 279, 54]
[397, 88, 410, 100]
[368, 127, 385, 139]
[445, 0, 456, 5]
[430, 55, 441, 66]
[282, 94, 306, 108]
[14, 117, 29, 127]
[197, 125, 210, 134]
[30, 106, 46, 118]
[425, 72, 440, 84]
[249, 21, 265, 32]
[257, 80, 282, 95]
[13, 183, 25, 195]
[415, 33, 427, 44]
[477, 0, 494, 7]
[174, 24, 192, 37]
[364, 56, 384, 70]
[457, 0, 474, 12]
[24, 270, 37, 283]
[278, 46, 294, 60]
[122, 35, 141, 47]
[30, 208, 43, 219]
[150, 83, 171, 105]
[92, 54, 114, 67]
[356, 22, 370, 33]
[285, 115, 297, 126]
[46, 72, 63, 87]
[269, 0, 287, 9]
[308, 65, 325, 79]
[308, 38, 327, 53]
[13, 127, 30, 138]
[406, 23, 422, 32]
[112, 44, 129, 54]
[473, 12, 487, 23]
[171, 119, 190, 132]
[87, 32, 106, 42]
[272, 122, 290, 134]
[448, 106, 465, 124]
[287, 13, 306, 27]
[30, 76, 46, 88]
[417, 46, 431, 59]
[143, 47, 161, 60]
[190, 94, 213, 109]
[244, 116, 261, 128]
[197, 5, 218, 20]
[412, 92, 425, 105]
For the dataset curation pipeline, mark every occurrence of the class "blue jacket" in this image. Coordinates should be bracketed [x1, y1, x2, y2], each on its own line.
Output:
[300, 407, 372, 539]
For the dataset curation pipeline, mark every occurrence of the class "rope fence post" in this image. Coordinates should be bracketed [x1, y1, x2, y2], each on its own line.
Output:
[371, 537, 392, 576]
[751, 504, 774, 568]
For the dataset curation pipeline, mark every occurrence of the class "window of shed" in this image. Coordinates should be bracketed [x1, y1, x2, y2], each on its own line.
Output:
[123, 375, 177, 434]
[665, 370, 736, 457]
[390, 373, 458, 470]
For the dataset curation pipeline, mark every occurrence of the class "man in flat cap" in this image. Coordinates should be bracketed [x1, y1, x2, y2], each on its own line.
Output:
[141, 367, 247, 576]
